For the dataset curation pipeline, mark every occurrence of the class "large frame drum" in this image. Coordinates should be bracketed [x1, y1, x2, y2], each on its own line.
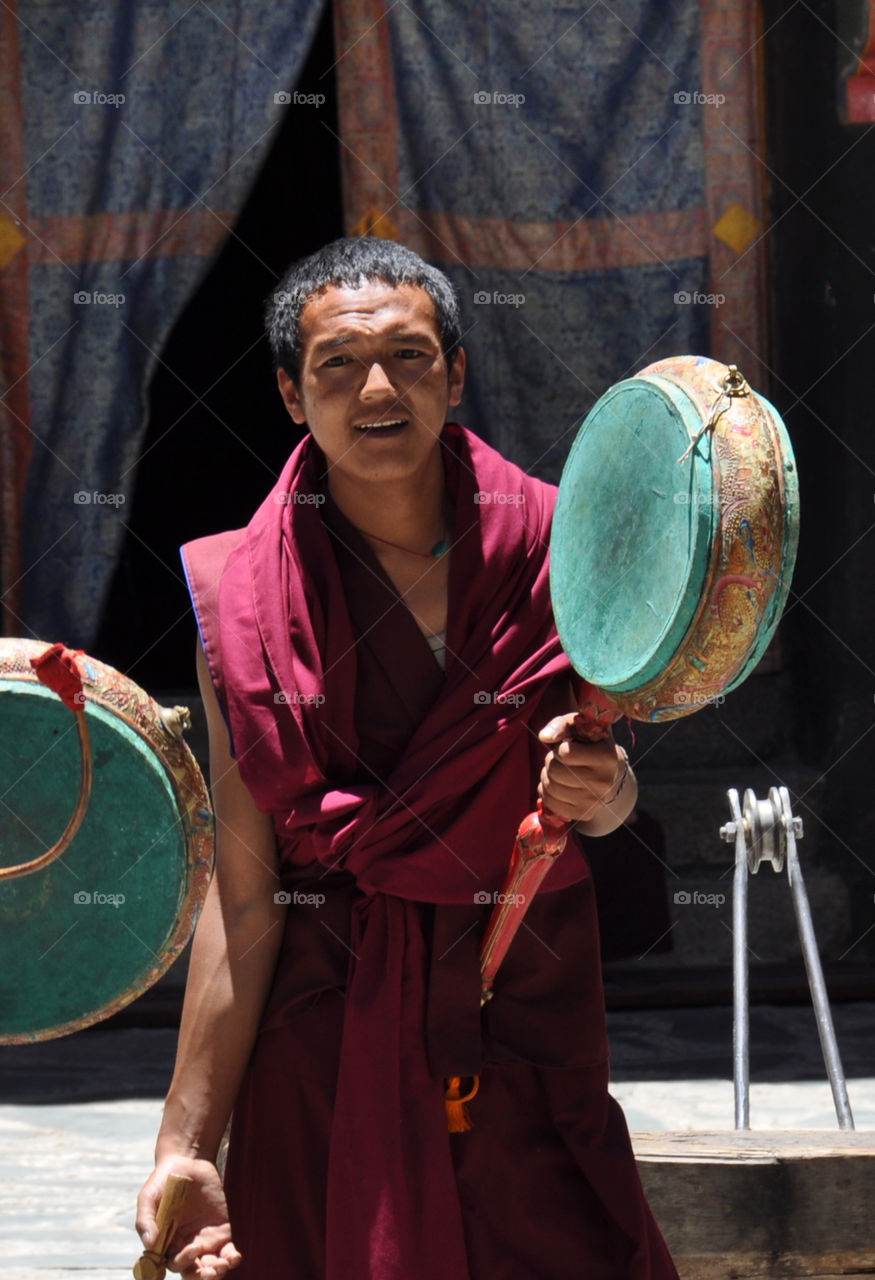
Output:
[551, 355, 800, 721]
[0, 639, 213, 1043]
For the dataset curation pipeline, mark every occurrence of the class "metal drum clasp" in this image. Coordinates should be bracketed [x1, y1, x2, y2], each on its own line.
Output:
[677, 364, 751, 464]
[722, 364, 750, 397]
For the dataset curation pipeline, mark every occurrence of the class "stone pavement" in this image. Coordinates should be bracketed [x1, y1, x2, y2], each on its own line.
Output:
[1, 1098, 157, 1279]
[1, 1008, 873, 1280]
[4, 1083, 875, 1280]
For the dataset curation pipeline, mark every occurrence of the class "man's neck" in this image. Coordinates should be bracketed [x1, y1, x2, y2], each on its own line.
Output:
[326, 450, 449, 553]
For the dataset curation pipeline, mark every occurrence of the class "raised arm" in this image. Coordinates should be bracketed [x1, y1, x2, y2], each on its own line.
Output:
[136, 641, 285, 1277]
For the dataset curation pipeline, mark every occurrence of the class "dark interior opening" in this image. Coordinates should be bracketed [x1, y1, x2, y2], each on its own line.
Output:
[95, 3, 342, 689]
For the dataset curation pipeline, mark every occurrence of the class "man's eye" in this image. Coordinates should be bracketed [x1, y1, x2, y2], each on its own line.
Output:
[396, 348, 423, 359]
[323, 355, 348, 368]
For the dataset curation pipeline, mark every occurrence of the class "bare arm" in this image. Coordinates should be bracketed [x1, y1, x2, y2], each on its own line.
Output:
[136, 641, 285, 1276]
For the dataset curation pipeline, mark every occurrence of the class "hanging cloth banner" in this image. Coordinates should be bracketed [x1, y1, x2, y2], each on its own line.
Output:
[332, 0, 768, 480]
[1, 0, 326, 644]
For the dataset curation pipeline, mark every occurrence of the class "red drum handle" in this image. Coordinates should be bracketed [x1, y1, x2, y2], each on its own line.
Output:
[479, 682, 620, 1004]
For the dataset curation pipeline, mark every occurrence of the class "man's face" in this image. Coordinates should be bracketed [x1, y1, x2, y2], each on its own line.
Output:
[276, 280, 465, 486]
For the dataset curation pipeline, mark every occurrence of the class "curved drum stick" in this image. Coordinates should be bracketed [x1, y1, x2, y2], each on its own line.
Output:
[479, 682, 621, 1004]
[133, 1174, 194, 1280]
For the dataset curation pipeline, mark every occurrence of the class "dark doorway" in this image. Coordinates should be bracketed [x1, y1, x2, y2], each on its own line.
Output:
[95, 4, 342, 689]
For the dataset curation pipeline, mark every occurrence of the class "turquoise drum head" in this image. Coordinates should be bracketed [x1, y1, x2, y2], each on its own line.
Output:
[551, 376, 717, 694]
[0, 642, 213, 1042]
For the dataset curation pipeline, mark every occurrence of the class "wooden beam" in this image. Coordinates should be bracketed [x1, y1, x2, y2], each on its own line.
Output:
[633, 1131, 875, 1277]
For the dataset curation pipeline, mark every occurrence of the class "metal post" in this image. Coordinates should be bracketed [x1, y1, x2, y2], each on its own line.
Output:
[727, 789, 750, 1129]
[780, 791, 854, 1130]
[722, 785, 854, 1131]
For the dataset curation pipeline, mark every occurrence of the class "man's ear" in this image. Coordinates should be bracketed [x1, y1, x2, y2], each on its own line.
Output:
[277, 369, 307, 425]
[448, 346, 466, 408]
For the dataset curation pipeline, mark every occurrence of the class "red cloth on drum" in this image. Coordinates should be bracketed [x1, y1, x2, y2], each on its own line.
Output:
[181, 423, 679, 1280]
[29, 642, 85, 712]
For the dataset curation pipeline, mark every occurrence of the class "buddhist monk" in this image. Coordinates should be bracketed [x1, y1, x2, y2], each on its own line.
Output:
[136, 237, 679, 1279]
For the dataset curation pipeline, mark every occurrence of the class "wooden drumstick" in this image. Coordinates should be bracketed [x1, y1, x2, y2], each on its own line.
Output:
[133, 1173, 194, 1280]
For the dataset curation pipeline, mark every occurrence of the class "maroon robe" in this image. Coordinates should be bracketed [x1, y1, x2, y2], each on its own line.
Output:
[181, 424, 678, 1280]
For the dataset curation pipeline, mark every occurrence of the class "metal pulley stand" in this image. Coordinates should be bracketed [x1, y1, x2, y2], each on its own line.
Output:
[721, 787, 854, 1131]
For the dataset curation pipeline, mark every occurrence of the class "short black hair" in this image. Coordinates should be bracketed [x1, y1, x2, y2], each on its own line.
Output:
[266, 237, 461, 383]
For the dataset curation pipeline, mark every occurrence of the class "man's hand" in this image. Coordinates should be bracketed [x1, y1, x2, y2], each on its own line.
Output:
[537, 714, 630, 826]
[136, 1156, 241, 1278]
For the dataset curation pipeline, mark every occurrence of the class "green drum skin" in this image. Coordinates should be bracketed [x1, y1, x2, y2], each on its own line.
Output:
[551, 377, 717, 694]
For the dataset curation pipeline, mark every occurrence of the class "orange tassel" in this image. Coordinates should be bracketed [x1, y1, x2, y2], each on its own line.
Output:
[444, 1075, 479, 1132]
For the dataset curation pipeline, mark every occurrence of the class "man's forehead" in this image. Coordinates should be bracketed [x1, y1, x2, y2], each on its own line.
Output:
[299, 281, 440, 342]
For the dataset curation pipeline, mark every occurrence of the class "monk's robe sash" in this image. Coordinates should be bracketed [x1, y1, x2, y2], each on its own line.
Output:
[185, 423, 593, 1280]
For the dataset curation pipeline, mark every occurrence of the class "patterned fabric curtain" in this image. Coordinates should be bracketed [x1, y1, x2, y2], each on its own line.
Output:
[333, 0, 767, 480]
[1, 1, 325, 645]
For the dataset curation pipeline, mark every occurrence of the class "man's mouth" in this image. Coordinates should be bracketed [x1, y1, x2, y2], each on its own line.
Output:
[353, 417, 408, 436]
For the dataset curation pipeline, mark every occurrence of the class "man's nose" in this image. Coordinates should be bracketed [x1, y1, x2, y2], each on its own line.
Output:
[360, 361, 395, 397]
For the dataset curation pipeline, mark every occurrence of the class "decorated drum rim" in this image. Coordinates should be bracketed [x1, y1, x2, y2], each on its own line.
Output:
[0, 637, 214, 1043]
[721, 389, 799, 695]
[628, 356, 798, 720]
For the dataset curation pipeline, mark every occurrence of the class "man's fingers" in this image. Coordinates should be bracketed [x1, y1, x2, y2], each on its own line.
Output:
[180, 1255, 238, 1280]
[541, 771, 599, 804]
[179, 1247, 241, 1280]
[538, 719, 618, 768]
[542, 750, 616, 789]
[544, 739, 620, 781]
[541, 749, 601, 790]
[539, 741, 625, 823]
[537, 713, 577, 743]
[554, 738, 616, 765]
[539, 790, 597, 822]
[172, 1228, 238, 1275]
[135, 1183, 161, 1249]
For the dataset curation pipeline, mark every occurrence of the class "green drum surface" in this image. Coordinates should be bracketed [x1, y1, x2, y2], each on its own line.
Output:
[0, 675, 209, 1042]
[551, 377, 717, 694]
